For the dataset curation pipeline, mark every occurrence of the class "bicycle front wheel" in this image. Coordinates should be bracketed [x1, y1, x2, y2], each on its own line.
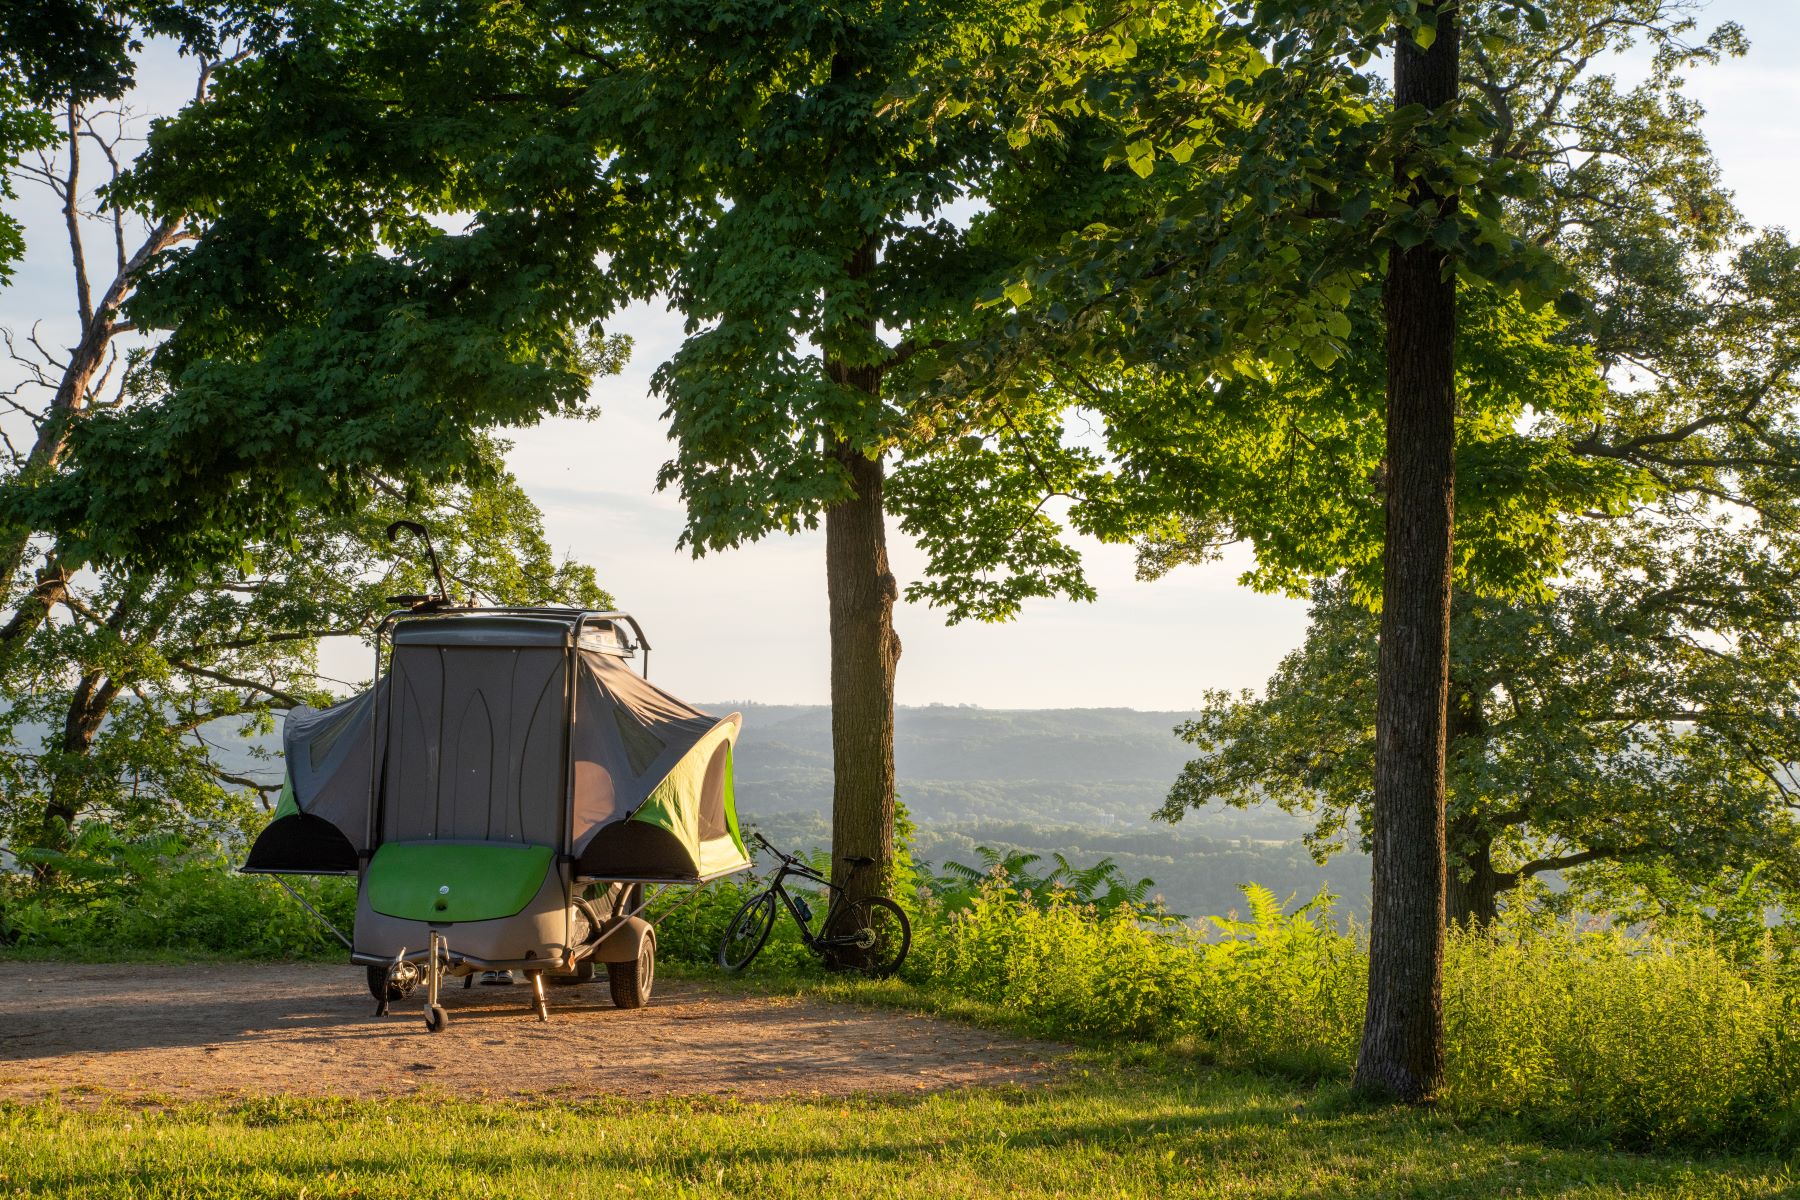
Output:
[718, 889, 778, 972]
[826, 896, 911, 978]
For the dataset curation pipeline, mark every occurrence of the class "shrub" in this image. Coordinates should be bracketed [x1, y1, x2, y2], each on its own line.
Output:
[1, 826, 352, 959]
[905, 873, 1800, 1149]
[910, 878, 1360, 1069]
[1442, 913, 1800, 1147]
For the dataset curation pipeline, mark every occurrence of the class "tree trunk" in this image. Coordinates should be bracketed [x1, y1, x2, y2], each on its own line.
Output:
[1447, 817, 1502, 929]
[820, 236, 901, 950]
[0, 556, 69, 672]
[1354, 3, 1459, 1104]
[32, 668, 123, 876]
[824, 442, 902, 924]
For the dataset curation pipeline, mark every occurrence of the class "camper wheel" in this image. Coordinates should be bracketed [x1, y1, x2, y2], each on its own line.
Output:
[424, 1004, 449, 1033]
[367, 963, 419, 1004]
[607, 938, 655, 1009]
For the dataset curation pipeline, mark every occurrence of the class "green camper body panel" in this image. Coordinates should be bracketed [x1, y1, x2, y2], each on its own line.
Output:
[365, 841, 555, 923]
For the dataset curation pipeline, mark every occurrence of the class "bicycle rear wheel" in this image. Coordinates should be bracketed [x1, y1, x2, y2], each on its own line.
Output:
[825, 896, 911, 978]
[718, 890, 778, 972]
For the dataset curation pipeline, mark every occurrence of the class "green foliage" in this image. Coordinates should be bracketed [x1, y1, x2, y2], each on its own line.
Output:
[1161, 529, 1800, 924]
[914, 879, 1360, 1073]
[900, 0, 1792, 622]
[1445, 908, 1800, 1148]
[1108, 281, 1638, 602]
[908, 879, 1800, 1148]
[922, 845, 1158, 920]
[9, 0, 634, 571]
[0, 825, 352, 959]
[7, 0, 1125, 624]
[0, 453, 610, 864]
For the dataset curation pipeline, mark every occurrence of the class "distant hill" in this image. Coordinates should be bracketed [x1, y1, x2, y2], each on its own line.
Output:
[719, 702, 1310, 839]
[721, 703, 1366, 920]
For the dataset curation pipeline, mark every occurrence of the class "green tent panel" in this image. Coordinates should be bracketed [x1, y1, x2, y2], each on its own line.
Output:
[568, 651, 748, 881]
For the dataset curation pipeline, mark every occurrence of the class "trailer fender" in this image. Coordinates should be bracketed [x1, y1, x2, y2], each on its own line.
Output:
[590, 915, 655, 964]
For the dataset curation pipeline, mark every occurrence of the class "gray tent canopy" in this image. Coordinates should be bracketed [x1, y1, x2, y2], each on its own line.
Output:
[244, 610, 750, 882]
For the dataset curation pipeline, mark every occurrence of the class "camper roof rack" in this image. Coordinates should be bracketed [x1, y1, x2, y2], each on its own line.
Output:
[382, 607, 653, 677]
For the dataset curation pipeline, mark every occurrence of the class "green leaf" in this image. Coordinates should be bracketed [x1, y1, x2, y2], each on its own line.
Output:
[1125, 139, 1155, 179]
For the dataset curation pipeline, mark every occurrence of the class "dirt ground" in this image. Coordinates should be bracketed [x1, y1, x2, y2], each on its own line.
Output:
[0, 963, 1063, 1102]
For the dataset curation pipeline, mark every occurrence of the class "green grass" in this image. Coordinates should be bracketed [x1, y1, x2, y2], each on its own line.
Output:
[2, 1065, 1792, 1199]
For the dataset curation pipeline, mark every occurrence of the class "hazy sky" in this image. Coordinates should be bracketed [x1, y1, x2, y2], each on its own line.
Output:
[4, 2, 1796, 709]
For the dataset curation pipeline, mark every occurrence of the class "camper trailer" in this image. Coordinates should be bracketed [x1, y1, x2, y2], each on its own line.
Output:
[243, 605, 751, 1032]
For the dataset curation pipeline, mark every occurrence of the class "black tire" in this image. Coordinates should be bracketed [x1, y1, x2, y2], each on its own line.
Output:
[718, 890, 778, 972]
[825, 896, 911, 978]
[366, 963, 418, 1002]
[424, 1004, 449, 1033]
[607, 938, 655, 1009]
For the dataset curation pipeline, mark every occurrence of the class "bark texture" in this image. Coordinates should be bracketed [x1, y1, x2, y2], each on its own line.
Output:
[824, 441, 902, 922]
[1354, 4, 1459, 1104]
[821, 237, 902, 947]
[1447, 819, 1503, 929]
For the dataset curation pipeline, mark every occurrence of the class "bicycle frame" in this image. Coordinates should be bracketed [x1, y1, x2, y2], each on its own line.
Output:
[759, 858, 860, 951]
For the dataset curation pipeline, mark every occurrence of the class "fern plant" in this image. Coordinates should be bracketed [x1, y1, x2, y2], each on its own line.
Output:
[922, 846, 1162, 918]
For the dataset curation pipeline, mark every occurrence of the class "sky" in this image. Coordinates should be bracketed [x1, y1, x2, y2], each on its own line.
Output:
[4, 1, 1797, 710]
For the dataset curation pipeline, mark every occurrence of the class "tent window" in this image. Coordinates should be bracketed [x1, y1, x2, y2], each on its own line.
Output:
[699, 742, 730, 840]
[612, 707, 667, 777]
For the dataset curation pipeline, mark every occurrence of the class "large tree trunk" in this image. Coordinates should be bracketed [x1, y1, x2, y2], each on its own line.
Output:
[1354, 3, 1459, 1104]
[824, 441, 902, 924]
[821, 236, 902, 933]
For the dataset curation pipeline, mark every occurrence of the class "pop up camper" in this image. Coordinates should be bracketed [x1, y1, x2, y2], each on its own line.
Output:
[243, 603, 750, 1032]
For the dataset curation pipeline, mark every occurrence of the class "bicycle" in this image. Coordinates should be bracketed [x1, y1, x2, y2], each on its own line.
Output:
[717, 832, 911, 977]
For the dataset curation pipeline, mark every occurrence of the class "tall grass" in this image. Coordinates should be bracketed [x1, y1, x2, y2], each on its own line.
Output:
[908, 878, 1800, 1149]
[913, 881, 1363, 1075]
[1443, 913, 1800, 1147]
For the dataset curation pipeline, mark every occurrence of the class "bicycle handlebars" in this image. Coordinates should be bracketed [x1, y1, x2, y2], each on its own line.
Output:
[752, 830, 796, 864]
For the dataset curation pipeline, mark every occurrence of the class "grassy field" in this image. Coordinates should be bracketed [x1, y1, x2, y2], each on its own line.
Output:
[3, 1061, 1794, 1199]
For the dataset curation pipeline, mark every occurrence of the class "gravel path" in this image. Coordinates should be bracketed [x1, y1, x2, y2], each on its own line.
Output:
[0, 963, 1062, 1102]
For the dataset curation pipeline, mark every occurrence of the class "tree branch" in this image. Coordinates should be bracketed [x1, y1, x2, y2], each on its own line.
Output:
[166, 661, 307, 708]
